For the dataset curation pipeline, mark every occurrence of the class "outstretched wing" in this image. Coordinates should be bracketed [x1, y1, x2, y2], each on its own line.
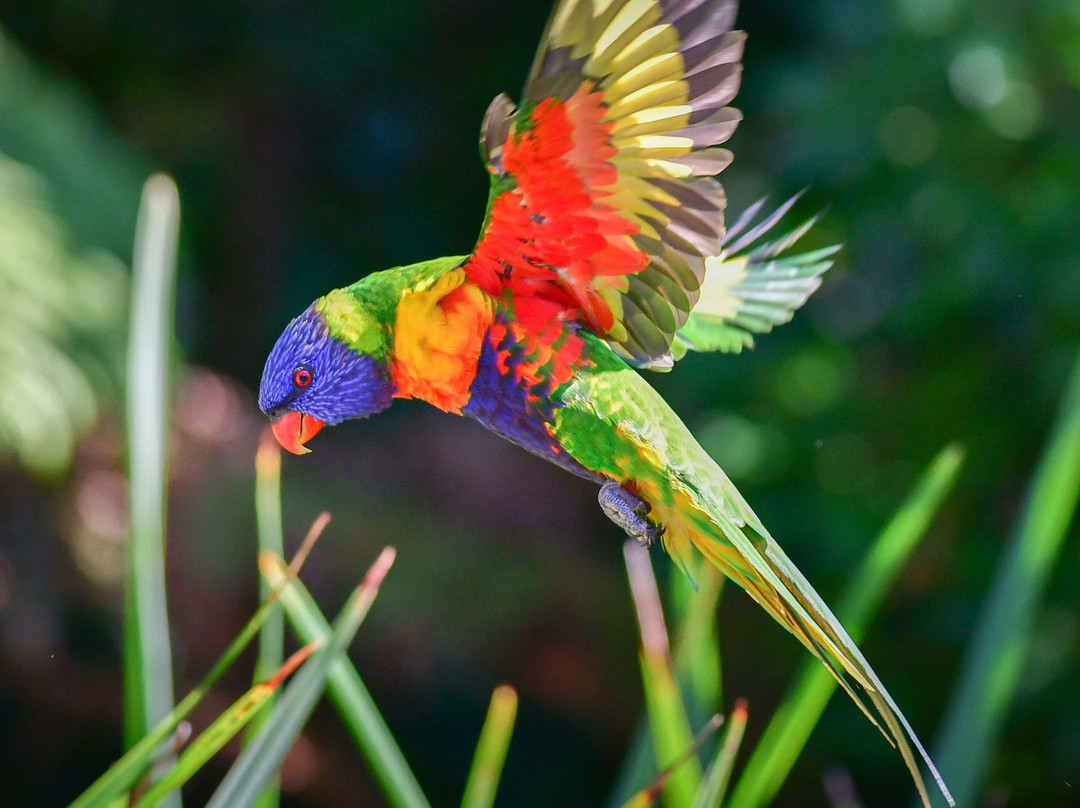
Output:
[465, 0, 745, 369]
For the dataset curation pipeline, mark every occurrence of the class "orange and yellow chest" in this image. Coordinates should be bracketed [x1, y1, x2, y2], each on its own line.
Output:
[389, 267, 495, 413]
[389, 264, 594, 418]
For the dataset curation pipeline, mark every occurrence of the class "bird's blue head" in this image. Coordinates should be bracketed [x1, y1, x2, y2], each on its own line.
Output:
[258, 300, 396, 454]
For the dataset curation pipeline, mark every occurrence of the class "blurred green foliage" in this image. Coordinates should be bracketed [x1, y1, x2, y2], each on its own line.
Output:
[0, 25, 142, 473]
[0, 153, 127, 473]
[1, 1, 1079, 807]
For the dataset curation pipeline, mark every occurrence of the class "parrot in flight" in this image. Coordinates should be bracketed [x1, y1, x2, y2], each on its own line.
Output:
[259, 0, 953, 804]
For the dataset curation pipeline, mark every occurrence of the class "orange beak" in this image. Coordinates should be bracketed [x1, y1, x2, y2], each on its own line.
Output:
[270, 410, 325, 455]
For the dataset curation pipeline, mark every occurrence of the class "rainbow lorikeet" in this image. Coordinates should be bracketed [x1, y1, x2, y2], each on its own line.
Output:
[259, 0, 952, 804]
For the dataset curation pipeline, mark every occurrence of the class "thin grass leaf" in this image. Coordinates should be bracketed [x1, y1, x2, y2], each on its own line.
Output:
[260, 552, 432, 808]
[606, 722, 655, 807]
[619, 715, 727, 808]
[68, 515, 328, 808]
[727, 444, 964, 808]
[927, 352, 1080, 807]
[132, 643, 316, 808]
[610, 567, 725, 807]
[206, 547, 396, 808]
[253, 432, 285, 680]
[245, 431, 286, 808]
[625, 541, 703, 808]
[690, 700, 747, 808]
[672, 566, 724, 719]
[460, 685, 518, 808]
[124, 173, 181, 808]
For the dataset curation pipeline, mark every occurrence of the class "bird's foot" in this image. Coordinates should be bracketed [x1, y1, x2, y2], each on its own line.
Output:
[599, 481, 664, 549]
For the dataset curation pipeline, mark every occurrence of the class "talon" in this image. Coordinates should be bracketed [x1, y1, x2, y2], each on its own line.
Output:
[599, 481, 663, 549]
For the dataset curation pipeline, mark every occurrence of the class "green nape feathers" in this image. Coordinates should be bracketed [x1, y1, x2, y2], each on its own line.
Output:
[315, 256, 467, 358]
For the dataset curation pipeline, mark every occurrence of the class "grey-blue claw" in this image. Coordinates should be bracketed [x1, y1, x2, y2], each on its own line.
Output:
[598, 481, 664, 549]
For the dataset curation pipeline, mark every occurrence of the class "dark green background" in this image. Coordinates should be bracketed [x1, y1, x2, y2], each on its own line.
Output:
[0, 1, 1078, 806]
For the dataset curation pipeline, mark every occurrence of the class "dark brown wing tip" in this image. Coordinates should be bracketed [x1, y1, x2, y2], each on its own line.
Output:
[481, 93, 516, 169]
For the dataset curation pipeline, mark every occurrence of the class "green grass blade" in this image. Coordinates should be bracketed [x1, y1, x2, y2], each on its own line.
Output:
[132, 644, 315, 808]
[206, 547, 396, 808]
[123, 173, 181, 808]
[245, 433, 286, 808]
[618, 715, 727, 808]
[260, 552, 432, 808]
[68, 516, 328, 808]
[70, 602, 275, 808]
[727, 443, 964, 808]
[609, 567, 725, 808]
[927, 352, 1080, 807]
[672, 566, 724, 719]
[690, 700, 747, 808]
[253, 434, 285, 678]
[606, 723, 656, 808]
[460, 685, 518, 808]
[625, 541, 702, 808]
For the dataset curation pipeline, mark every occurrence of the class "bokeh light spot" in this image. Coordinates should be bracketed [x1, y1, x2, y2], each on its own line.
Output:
[950, 45, 1008, 110]
[985, 81, 1043, 140]
[69, 470, 128, 589]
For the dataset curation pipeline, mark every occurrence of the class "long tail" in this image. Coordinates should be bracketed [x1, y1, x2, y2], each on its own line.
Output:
[659, 480, 954, 808]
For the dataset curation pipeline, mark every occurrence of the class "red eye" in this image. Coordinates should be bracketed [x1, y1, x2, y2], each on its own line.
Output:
[293, 368, 313, 388]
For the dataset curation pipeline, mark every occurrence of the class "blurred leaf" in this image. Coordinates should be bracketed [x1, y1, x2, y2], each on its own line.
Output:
[619, 714, 727, 808]
[610, 565, 724, 807]
[0, 25, 144, 257]
[608, 722, 657, 808]
[690, 700, 748, 808]
[460, 685, 518, 808]
[672, 565, 725, 719]
[624, 541, 702, 808]
[261, 552, 432, 808]
[928, 352, 1080, 807]
[206, 547, 397, 808]
[131, 643, 316, 808]
[0, 153, 128, 474]
[123, 174, 180, 807]
[0, 21, 146, 474]
[245, 432, 286, 808]
[728, 443, 964, 808]
[67, 511, 325, 808]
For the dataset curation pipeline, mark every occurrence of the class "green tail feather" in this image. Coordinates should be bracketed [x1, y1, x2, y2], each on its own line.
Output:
[686, 493, 955, 808]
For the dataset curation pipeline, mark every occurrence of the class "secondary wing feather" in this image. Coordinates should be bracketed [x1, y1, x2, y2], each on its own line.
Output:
[671, 194, 840, 360]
